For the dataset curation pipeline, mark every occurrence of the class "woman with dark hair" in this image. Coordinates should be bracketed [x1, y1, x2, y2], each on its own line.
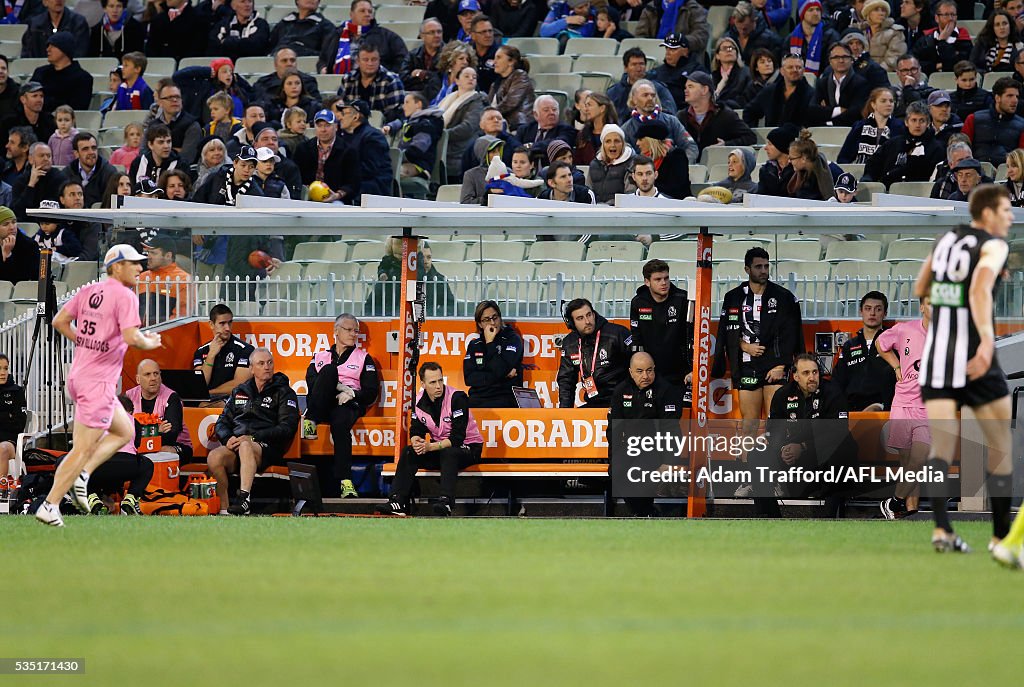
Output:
[575, 92, 618, 165]
[712, 36, 753, 109]
[488, 44, 535, 130]
[159, 169, 193, 200]
[787, 130, 844, 200]
[462, 300, 524, 408]
[89, 0, 145, 59]
[744, 47, 778, 104]
[837, 86, 904, 164]
[899, 0, 934, 51]
[100, 173, 132, 209]
[263, 68, 319, 124]
[971, 10, 1024, 73]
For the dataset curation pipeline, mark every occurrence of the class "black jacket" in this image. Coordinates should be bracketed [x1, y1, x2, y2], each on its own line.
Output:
[293, 136, 361, 204]
[252, 71, 321, 104]
[765, 378, 857, 480]
[515, 121, 576, 151]
[317, 21, 409, 74]
[863, 130, 945, 188]
[538, 184, 597, 203]
[831, 328, 897, 411]
[304, 345, 380, 424]
[741, 77, 815, 128]
[557, 312, 632, 408]
[654, 147, 692, 200]
[852, 54, 890, 91]
[609, 376, 684, 420]
[31, 62, 93, 113]
[340, 122, 392, 199]
[146, 1, 211, 60]
[191, 164, 264, 205]
[809, 69, 871, 127]
[410, 387, 479, 447]
[0, 230, 40, 284]
[949, 85, 993, 122]
[912, 26, 973, 75]
[65, 158, 118, 210]
[0, 379, 27, 442]
[88, 16, 146, 59]
[173, 67, 255, 125]
[207, 13, 272, 61]
[269, 10, 335, 57]
[756, 160, 794, 196]
[629, 283, 691, 387]
[0, 108, 56, 151]
[11, 165, 68, 222]
[21, 9, 89, 58]
[399, 45, 443, 102]
[215, 372, 299, 451]
[682, 103, 756, 152]
[463, 324, 524, 408]
[711, 280, 804, 384]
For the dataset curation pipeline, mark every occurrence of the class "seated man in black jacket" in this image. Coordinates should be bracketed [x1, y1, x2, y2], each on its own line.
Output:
[863, 100, 945, 188]
[808, 42, 871, 127]
[304, 313, 380, 499]
[209, 347, 299, 515]
[378, 362, 484, 516]
[557, 298, 631, 408]
[293, 108, 360, 204]
[11, 141, 67, 221]
[538, 160, 597, 203]
[751, 354, 858, 517]
[831, 290, 897, 411]
[463, 300, 524, 408]
[742, 54, 816, 128]
[0, 352, 26, 479]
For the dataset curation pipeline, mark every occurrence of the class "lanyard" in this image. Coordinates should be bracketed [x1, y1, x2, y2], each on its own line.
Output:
[578, 329, 601, 381]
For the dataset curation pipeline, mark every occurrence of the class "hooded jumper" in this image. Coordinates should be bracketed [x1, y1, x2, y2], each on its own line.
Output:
[712, 147, 758, 201]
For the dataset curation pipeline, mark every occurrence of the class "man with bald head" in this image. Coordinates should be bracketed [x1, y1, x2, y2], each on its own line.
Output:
[608, 351, 684, 516]
[125, 358, 194, 463]
[11, 141, 67, 221]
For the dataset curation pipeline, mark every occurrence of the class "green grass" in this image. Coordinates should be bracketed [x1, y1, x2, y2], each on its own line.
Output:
[3, 517, 1021, 686]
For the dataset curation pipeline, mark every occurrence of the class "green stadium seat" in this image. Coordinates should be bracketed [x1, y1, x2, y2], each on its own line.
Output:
[807, 126, 852, 146]
[649, 241, 698, 261]
[525, 56, 574, 74]
[572, 54, 621, 77]
[823, 240, 883, 262]
[291, 241, 350, 262]
[617, 38, 664, 57]
[102, 110, 146, 129]
[425, 240, 467, 263]
[776, 241, 822, 261]
[527, 241, 586, 263]
[586, 240, 645, 262]
[476, 241, 528, 262]
[564, 37, 617, 56]
[349, 242, 388, 263]
[884, 238, 932, 262]
[435, 184, 461, 203]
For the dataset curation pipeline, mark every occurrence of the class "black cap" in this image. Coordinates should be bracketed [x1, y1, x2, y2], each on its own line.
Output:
[341, 99, 371, 120]
[686, 71, 714, 89]
[660, 33, 689, 49]
[235, 145, 258, 162]
[19, 81, 43, 95]
[834, 172, 858, 193]
[136, 177, 163, 196]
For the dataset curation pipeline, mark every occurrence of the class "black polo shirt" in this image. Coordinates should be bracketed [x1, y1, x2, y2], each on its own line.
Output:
[192, 335, 255, 391]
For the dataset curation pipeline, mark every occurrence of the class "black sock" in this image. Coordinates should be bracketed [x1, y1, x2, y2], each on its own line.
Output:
[239, 489, 250, 500]
[989, 473, 1013, 540]
[926, 459, 953, 534]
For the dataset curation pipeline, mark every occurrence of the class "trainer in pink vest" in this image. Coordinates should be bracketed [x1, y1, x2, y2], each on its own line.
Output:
[312, 347, 368, 391]
[126, 383, 194, 449]
[414, 385, 484, 446]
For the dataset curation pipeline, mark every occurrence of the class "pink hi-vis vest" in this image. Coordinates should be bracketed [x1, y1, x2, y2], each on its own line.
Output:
[126, 383, 194, 449]
[312, 347, 367, 391]
[414, 386, 484, 446]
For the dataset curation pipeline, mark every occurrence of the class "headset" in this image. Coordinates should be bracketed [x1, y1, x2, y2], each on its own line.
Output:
[563, 298, 593, 329]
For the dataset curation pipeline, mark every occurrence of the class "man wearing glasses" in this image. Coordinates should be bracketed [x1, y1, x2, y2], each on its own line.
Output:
[463, 300, 524, 409]
[892, 54, 935, 116]
[911, 0, 972, 74]
[470, 14, 499, 94]
[400, 18, 445, 100]
[809, 42, 870, 126]
[305, 313, 381, 498]
[144, 78, 202, 165]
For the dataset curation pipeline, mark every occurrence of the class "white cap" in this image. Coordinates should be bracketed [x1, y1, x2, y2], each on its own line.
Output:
[103, 243, 147, 268]
[255, 146, 280, 163]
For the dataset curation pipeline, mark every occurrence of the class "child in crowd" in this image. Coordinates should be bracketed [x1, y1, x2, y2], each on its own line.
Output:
[109, 122, 143, 167]
[277, 106, 308, 158]
[830, 172, 858, 203]
[100, 67, 122, 113]
[595, 6, 632, 41]
[48, 105, 78, 167]
[114, 51, 153, 111]
[205, 91, 242, 141]
[34, 201, 82, 261]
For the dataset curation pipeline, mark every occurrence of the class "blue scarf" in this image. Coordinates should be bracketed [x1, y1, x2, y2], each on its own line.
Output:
[430, 76, 454, 106]
[457, 27, 471, 43]
[789, 20, 823, 75]
[657, 0, 684, 40]
[102, 8, 126, 33]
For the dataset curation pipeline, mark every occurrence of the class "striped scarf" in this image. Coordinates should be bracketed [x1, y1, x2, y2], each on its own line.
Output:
[102, 8, 126, 33]
[631, 106, 661, 122]
[789, 21, 823, 75]
[333, 21, 364, 75]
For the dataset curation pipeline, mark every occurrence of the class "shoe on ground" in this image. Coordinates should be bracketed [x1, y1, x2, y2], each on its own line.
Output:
[35, 501, 64, 527]
[932, 532, 972, 553]
[120, 493, 141, 516]
[88, 493, 109, 515]
[991, 542, 1022, 570]
[71, 471, 90, 513]
[880, 497, 902, 520]
[228, 491, 251, 516]
[433, 496, 453, 517]
[339, 479, 358, 499]
[375, 500, 407, 516]
[734, 484, 754, 497]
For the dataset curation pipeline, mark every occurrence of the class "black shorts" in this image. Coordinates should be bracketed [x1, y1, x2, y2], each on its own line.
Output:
[921, 369, 1009, 408]
[736, 365, 770, 391]
[257, 442, 288, 468]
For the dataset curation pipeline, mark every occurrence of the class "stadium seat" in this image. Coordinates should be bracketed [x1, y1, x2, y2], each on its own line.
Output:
[98, 128, 124, 146]
[586, 240, 645, 262]
[349, 242, 388, 264]
[527, 241, 586, 262]
[291, 240, 350, 262]
[102, 110, 146, 129]
[776, 241, 822, 261]
[688, 164, 708, 183]
[482, 263, 542, 312]
[0, 24, 26, 41]
[236, 56, 275, 77]
[79, 57, 118, 77]
[776, 260, 829, 279]
[296, 56, 318, 74]
[751, 127, 772, 144]
[708, 163, 729, 183]
[474, 241, 528, 262]
[594, 261, 645, 280]
[830, 260, 891, 278]
[840, 163, 864, 179]
[435, 184, 461, 203]
[573, 54, 621, 77]
[505, 37, 559, 55]
[11, 58, 47, 78]
[663, 259, 696, 286]
[0, 279, 12, 301]
[61, 261, 100, 290]
[375, 5, 423, 22]
[529, 56, 574, 74]
[714, 240, 766, 261]
[855, 181, 885, 201]
[536, 89, 569, 114]
[649, 241, 698, 261]
[700, 145, 754, 167]
[890, 260, 924, 279]
[807, 126, 852, 146]
[533, 70, 582, 92]
[387, 22, 422, 40]
[180, 56, 224, 69]
[707, 5, 732, 39]
[580, 73, 612, 93]
[713, 262, 749, 280]
[535, 261, 595, 305]
[564, 37, 617, 56]
[436, 262, 483, 309]
[426, 241, 467, 262]
[76, 110, 103, 133]
[926, 73, 957, 91]
[315, 74, 343, 93]
[618, 38, 665, 56]
[996, 163, 1008, 181]
[258, 262, 306, 301]
[304, 261, 361, 279]
[884, 238, 932, 262]
[823, 240, 883, 262]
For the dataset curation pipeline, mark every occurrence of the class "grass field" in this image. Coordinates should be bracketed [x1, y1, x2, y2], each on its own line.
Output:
[3, 517, 1021, 686]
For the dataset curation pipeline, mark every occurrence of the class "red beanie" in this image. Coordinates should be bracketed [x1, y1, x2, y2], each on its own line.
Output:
[211, 58, 234, 77]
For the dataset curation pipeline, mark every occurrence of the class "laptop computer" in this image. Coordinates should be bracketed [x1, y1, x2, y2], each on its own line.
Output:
[513, 386, 542, 409]
[161, 369, 212, 405]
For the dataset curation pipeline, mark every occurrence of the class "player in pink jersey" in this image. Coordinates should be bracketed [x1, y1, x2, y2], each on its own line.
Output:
[35, 244, 162, 527]
[875, 297, 931, 520]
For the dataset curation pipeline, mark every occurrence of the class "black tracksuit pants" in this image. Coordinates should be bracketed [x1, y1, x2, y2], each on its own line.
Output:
[88, 452, 155, 498]
[390, 444, 482, 504]
[327, 404, 363, 495]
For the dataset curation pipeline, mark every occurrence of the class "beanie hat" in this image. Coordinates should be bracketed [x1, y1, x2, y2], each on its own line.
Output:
[211, 57, 234, 76]
[46, 31, 75, 58]
[799, 0, 822, 22]
[0, 206, 14, 224]
[546, 139, 571, 163]
[767, 124, 799, 151]
[250, 121, 274, 139]
[599, 123, 626, 144]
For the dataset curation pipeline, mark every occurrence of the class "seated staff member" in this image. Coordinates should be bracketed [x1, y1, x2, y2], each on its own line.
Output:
[192, 303, 254, 406]
[557, 298, 631, 408]
[463, 300, 523, 408]
[84, 395, 155, 516]
[0, 353, 26, 479]
[831, 290, 897, 411]
[305, 313, 380, 499]
[629, 259, 692, 389]
[609, 352, 684, 517]
[208, 347, 299, 516]
[124, 358, 194, 463]
[378, 362, 483, 517]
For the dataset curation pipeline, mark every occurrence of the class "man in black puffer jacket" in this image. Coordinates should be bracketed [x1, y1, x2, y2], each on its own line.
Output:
[863, 101, 945, 188]
[630, 259, 692, 389]
[557, 298, 632, 408]
[209, 348, 299, 515]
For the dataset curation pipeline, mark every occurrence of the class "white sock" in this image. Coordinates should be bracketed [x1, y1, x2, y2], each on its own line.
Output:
[78, 470, 90, 482]
[219, 509, 228, 515]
